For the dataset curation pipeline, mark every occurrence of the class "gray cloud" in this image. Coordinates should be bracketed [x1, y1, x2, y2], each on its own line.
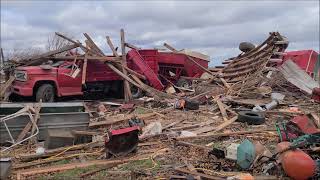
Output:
[1, 0, 319, 66]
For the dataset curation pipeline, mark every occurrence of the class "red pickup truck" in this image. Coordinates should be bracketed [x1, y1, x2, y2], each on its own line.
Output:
[12, 49, 209, 102]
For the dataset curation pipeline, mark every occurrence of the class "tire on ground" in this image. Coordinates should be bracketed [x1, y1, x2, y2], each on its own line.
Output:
[184, 99, 200, 110]
[237, 111, 265, 125]
[239, 42, 255, 53]
[35, 84, 55, 102]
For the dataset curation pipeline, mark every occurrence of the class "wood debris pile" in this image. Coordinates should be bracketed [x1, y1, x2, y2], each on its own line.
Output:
[0, 32, 319, 180]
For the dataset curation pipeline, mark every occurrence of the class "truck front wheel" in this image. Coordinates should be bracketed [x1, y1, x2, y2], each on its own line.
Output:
[36, 84, 55, 102]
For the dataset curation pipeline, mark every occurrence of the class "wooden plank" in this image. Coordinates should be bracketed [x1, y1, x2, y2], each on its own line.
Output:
[29, 100, 42, 144]
[106, 36, 119, 57]
[219, 78, 230, 89]
[310, 112, 320, 128]
[125, 42, 140, 50]
[163, 43, 178, 52]
[212, 116, 238, 133]
[16, 154, 151, 179]
[120, 29, 132, 102]
[89, 112, 157, 127]
[174, 167, 223, 180]
[81, 54, 88, 85]
[23, 44, 79, 65]
[216, 99, 228, 121]
[0, 76, 15, 98]
[46, 55, 119, 61]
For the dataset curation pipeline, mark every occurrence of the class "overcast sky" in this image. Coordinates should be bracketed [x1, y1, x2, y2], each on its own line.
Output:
[1, 0, 319, 66]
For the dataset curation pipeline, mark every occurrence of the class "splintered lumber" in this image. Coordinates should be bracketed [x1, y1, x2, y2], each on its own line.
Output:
[19, 142, 104, 162]
[163, 43, 178, 52]
[120, 29, 133, 101]
[81, 54, 88, 85]
[310, 112, 320, 128]
[23, 44, 79, 65]
[174, 167, 223, 180]
[55, 32, 96, 55]
[177, 129, 275, 140]
[89, 112, 157, 127]
[215, 99, 228, 121]
[130, 74, 177, 99]
[106, 36, 120, 57]
[163, 119, 186, 130]
[175, 141, 211, 151]
[16, 154, 151, 179]
[46, 55, 119, 62]
[0, 76, 15, 98]
[219, 78, 230, 89]
[106, 63, 146, 90]
[0, 48, 4, 66]
[125, 42, 140, 50]
[213, 116, 238, 133]
[29, 100, 42, 144]
[124, 66, 146, 80]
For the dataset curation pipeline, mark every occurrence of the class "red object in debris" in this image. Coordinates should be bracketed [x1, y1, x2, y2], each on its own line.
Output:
[277, 142, 316, 180]
[311, 88, 320, 103]
[105, 126, 140, 158]
[290, 115, 319, 134]
[12, 49, 208, 102]
[119, 103, 135, 110]
[281, 50, 319, 79]
[127, 50, 164, 90]
[110, 126, 140, 136]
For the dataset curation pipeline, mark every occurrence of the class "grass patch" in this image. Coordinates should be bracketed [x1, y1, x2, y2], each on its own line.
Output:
[37, 165, 99, 180]
[119, 158, 161, 172]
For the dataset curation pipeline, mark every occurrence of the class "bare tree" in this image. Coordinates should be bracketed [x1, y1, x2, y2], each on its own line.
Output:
[7, 47, 44, 62]
[46, 33, 72, 51]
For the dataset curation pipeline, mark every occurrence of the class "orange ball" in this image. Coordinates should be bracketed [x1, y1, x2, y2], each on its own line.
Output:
[281, 149, 316, 179]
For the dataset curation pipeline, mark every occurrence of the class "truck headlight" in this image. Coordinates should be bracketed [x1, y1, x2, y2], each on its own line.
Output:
[14, 71, 27, 81]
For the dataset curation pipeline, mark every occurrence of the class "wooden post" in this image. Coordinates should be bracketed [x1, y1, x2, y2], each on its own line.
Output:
[82, 54, 88, 85]
[0, 48, 4, 69]
[120, 29, 132, 101]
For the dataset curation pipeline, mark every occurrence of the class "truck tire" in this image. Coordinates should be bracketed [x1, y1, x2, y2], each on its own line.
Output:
[239, 42, 255, 53]
[184, 99, 200, 110]
[176, 79, 191, 89]
[36, 84, 55, 102]
[237, 111, 265, 125]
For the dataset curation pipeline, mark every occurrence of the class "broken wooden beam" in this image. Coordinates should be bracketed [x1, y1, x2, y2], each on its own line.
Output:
[23, 44, 79, 65]
[120, 29, 133, 102]
[125, 42, 140, 50]
[16, 154, 151, 179]
[89, 112, 157, 127]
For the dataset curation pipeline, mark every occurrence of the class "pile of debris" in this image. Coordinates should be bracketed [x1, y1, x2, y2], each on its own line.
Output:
[0, 32, 319, 180]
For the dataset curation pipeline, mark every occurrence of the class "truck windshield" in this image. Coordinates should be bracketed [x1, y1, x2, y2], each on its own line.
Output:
[51, 61, 65, 67]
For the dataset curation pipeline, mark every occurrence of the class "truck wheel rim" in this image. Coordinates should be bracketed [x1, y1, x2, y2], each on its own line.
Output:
[44, 88, 53, 101]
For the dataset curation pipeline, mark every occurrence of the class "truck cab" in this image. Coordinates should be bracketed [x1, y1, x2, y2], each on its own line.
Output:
[12, 60, 83, 102]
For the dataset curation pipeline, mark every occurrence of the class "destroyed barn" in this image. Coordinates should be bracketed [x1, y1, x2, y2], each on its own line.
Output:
[0, 31, 320, 180]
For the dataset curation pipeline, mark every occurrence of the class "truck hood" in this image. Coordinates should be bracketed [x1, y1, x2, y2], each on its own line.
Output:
[16, 66, 58, 74]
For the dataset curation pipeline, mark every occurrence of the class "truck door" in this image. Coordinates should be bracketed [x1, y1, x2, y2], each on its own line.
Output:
[57, 61, 83, 96]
